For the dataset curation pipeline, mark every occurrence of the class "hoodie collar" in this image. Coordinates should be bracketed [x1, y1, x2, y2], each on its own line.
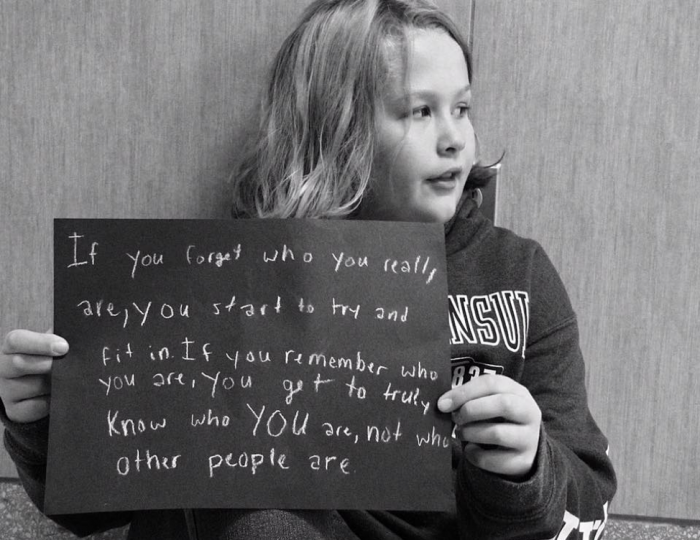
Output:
[444, 191, 486, 256]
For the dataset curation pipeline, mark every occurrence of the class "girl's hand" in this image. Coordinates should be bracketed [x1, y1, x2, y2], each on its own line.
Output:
[438, 374, 541, 478]
[0, 330, 68, 423]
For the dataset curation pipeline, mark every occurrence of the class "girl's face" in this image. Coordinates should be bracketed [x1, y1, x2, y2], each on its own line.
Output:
[361, 28, 475, 223]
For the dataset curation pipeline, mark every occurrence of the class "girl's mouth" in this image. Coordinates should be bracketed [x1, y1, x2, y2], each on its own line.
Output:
[427, 168, 462, 183]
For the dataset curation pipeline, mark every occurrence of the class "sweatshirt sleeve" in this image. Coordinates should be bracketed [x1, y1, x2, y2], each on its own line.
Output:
[455, 245, 617, 539]
[1, 404, 132, 537]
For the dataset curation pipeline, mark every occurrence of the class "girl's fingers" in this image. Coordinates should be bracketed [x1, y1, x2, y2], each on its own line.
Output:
[438, 374, 526, 413]
[1, 330, 65, 378]
[1, 355, 54, 378]
[456, 420, 527, 450]
[441, 376, 541, 478]
[2, 329, 69, 357]
[4, 395, 51, 423]
[1, 330, 59, 422]
[0, 374, 51, 404]
[0, 353, 53, 379]
[452, 392, 536, 426]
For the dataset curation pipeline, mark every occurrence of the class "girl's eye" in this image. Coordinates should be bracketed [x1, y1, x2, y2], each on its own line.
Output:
[412, 106, 431, 119]
[455, 104, 471, 117]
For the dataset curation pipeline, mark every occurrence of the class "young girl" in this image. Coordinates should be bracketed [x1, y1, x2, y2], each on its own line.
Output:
[1, 0, 616, 538]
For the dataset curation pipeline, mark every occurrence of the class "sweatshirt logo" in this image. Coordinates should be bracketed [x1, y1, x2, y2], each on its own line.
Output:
[448, 291, 530, 358]
[451, 356, 504, 388]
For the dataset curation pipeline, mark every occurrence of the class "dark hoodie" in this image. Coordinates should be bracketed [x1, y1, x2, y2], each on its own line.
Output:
[2, 196, 615, 539]
[342, 196, 617, 539]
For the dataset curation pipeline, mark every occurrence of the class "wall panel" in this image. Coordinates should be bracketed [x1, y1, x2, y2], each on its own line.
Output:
[471, 0, 700, 520]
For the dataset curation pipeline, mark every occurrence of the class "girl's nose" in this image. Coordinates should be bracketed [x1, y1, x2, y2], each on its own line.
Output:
[438, 120, 466, 155]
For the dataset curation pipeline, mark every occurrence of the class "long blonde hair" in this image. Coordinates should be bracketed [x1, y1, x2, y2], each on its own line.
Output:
[231, 0, 487, 219]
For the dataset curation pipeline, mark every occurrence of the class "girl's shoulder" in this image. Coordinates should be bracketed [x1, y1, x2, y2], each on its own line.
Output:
[446, 200, 542, 264]
[447, 204, 574, 322]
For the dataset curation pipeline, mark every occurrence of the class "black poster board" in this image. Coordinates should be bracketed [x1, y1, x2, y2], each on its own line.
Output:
[47, 219, 452, 514]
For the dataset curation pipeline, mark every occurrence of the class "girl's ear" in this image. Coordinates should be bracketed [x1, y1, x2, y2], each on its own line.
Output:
[469, 188, 483, 208]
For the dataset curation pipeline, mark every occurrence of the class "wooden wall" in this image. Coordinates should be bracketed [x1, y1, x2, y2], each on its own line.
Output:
[470, 0, 700, 521]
